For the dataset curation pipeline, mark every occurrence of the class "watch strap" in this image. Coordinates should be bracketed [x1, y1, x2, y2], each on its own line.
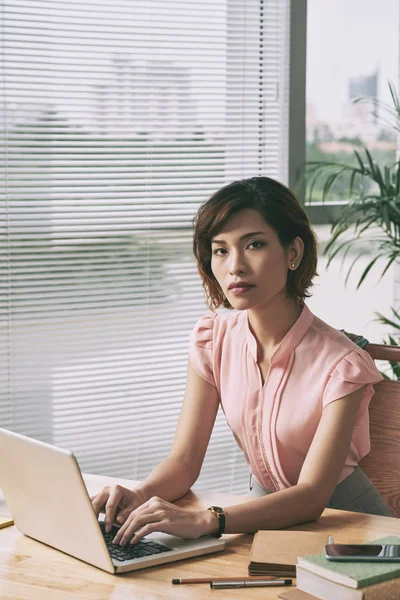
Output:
[207, 506, 226, 538]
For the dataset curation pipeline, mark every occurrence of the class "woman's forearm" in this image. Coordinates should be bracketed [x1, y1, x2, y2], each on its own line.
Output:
[224, 483, 324, 533]
[134, 455, 198, 504]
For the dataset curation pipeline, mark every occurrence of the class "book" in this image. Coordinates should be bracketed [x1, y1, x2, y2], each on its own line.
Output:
[279, 590, 319, 600]
[297, 564, 400, 600]
[297, 536, 400, 589]
[248, 530, 330, 577]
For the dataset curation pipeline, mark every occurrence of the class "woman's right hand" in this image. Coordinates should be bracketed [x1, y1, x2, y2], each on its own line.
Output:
[90, 485, 146, 532]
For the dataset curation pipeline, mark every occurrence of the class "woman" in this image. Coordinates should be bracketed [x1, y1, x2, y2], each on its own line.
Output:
[91, 176, 391, 547]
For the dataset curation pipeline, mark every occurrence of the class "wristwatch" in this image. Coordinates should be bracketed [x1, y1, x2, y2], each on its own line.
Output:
[207, 505, 226, 538]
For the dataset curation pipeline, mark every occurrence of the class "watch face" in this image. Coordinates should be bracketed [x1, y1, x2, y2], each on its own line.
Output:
[210, 506, 224, 515]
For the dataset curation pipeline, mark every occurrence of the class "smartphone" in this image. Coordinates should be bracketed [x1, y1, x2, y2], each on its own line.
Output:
[324, 543, 400, 562]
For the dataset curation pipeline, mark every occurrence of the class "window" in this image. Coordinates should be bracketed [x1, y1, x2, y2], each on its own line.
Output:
[305, 0, 400, 223]
[1, 0, 291, 493]
[305, 0, 399, 342]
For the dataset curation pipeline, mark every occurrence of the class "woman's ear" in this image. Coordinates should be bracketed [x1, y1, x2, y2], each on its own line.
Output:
[288, 237, 304, 270]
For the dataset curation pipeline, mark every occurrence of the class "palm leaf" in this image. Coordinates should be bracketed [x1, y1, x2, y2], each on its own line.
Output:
[380, 253, 398, 279]
[349, 168, 359, 197]
[355, 254, 383, 289]
[389, 362, 400, 379]
[389, 81, 400, 112]
[324, 230, 353, 259]
[353, 149, 367, 173]
[344, 254, 362, 286]
[375, 309, 400, 331]
[326, 238, 357, 268]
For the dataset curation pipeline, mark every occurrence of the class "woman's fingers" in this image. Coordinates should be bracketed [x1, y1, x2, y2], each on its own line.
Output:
[90, 487, 111, 518]
[112, 506, 156, 544]
[116, 502, 137, 524]
[114, 510, 165, 545]
[90, 485, 144, 534]
[127, 521, 168, 544]
[90, 484, 142, 533]
[111, 497, 205, 545]
[112, 497, 164, 544]
[104, 486, 125, 532]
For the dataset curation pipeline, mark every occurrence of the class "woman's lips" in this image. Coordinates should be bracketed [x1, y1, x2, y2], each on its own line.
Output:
[229, 285, 255, 295]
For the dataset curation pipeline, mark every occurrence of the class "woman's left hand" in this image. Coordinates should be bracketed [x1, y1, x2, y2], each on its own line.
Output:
[111, 496, 216, 545]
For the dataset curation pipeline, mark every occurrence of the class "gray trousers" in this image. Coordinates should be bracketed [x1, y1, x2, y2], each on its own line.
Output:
[249, 466, 393, 517]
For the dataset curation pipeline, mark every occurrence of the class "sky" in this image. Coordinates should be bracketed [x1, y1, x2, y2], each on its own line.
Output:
[307, 0, 399, 123]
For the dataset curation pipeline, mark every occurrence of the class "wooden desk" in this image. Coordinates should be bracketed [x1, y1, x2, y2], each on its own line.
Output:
[1, 473, 400, 600]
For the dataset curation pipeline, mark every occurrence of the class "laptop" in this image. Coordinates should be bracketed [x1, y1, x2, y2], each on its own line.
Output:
[0, 428, 225, 574]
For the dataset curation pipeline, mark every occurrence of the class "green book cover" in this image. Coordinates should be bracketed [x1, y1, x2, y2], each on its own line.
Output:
[297, 536, 400, 589]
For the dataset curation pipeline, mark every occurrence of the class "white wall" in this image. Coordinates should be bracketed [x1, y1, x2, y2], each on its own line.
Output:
[308, 225, 394, 343]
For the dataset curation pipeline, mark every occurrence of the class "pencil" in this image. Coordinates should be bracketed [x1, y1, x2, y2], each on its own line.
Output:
[172, 576, 280, 584]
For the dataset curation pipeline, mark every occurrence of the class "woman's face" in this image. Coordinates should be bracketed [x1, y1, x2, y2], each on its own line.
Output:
[210, 208, 303, 311]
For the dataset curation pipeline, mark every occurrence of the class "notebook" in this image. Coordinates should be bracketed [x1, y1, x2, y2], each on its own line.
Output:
[296, 564, 400, 600]
[249, 530, 330, 577]
[0, 428, 225, 574]
[297, 537, 400, 588]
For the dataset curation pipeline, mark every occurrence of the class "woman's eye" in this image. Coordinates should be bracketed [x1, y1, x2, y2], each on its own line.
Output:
[212, 247, 227, 256]
[247, 241, 265, 250]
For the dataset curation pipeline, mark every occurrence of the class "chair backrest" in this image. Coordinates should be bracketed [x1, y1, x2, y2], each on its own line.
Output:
[359, 343, 400, 517]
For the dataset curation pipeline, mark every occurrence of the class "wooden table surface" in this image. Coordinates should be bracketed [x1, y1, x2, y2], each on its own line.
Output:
[1, 473, 400, 600]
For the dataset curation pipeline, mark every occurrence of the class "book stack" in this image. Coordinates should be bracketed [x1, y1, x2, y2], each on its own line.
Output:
[295, 536, 400, 600]
[248, 531, 330, 578]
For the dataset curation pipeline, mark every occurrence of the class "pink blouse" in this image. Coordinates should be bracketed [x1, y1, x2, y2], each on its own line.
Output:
[189, 303, 383, 491]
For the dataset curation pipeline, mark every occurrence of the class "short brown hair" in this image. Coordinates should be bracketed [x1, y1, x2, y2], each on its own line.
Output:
[193, 176, 318, 310]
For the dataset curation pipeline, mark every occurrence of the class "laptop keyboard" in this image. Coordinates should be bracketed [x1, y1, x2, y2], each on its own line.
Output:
[99, 521, 173, 562]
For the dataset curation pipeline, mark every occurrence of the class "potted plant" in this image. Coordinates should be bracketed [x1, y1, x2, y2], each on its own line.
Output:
[301, 82, 400, 378]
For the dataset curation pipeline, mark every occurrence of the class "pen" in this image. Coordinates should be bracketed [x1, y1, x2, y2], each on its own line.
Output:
[210, 578, 293, 589]
[0, 517, 14, 530]
[172, 576, 278, 584]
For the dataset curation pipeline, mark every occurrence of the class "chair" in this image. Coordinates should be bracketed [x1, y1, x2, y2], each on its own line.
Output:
[358, 343, 400, 517]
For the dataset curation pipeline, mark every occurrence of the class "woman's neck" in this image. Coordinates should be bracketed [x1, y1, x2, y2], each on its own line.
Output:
[247, 297, 303, 359]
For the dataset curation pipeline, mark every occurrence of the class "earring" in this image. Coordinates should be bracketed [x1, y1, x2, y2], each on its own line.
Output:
[291, 263, 295, 268]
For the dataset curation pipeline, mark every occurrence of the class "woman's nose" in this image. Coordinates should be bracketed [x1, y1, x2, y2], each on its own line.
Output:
[228, 251, 246, 275]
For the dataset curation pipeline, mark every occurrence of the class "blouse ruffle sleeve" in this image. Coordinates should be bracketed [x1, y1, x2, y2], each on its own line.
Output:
[189, 314, 217, 387]
[322, 349, 383, 409]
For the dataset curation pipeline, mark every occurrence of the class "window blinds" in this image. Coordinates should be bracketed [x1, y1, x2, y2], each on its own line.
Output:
[0, 0, 290, 494]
